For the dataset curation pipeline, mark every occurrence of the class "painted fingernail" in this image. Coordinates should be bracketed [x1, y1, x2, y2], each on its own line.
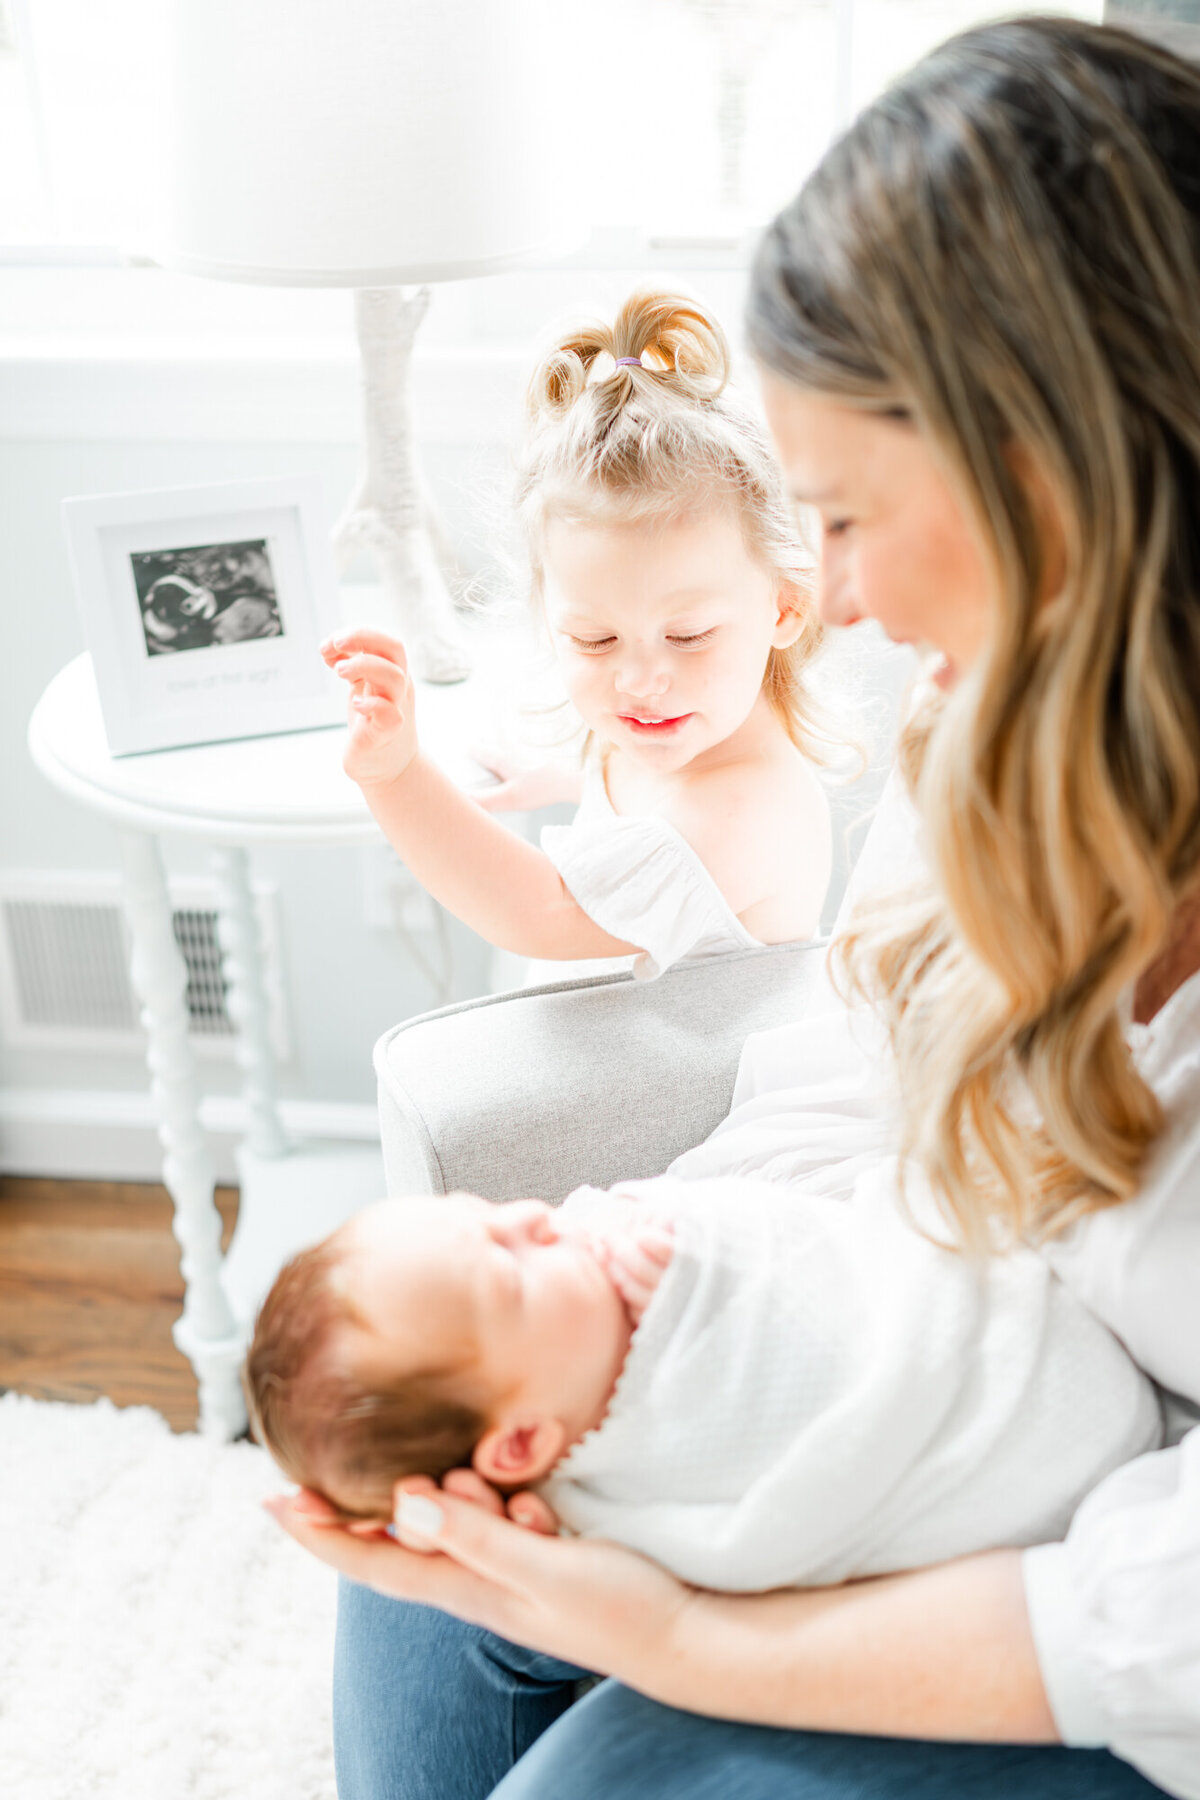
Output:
[395, 1492, 444, 1538]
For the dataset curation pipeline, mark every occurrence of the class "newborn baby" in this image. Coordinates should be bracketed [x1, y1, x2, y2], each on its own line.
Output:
[246, 1177, 1160, 1590]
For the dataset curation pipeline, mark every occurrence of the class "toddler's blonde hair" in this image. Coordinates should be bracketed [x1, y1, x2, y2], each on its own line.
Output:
[516, 289, 828, 758]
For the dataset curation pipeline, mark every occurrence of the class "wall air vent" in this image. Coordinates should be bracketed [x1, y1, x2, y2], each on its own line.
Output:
[0, 872, 288, 1059]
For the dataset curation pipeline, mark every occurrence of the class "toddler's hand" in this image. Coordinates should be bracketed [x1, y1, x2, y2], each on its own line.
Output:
[469, 746, 584, 814]
[322, 628, 420, 788]
[592, 1223, 674, 1324]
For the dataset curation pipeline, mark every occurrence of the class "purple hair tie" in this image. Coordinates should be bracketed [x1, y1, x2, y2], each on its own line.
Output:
[615, 356, 642, 367]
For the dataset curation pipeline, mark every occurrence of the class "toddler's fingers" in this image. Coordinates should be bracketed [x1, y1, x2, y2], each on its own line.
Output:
[349, 694, 400, 723]
[470, 784, 518, 814]
[322, 628, 409, 669]
[468, 743, 512, 778]
[332, 651, 410, 697]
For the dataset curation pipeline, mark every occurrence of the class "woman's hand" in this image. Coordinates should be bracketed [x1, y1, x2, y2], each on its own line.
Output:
[266, 1477, 1057, 1737]
[321, 628, 420, 788]
[264, 1469, 692, 1684]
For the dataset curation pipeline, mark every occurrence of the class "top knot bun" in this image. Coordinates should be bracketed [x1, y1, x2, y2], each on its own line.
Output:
[528, 289, 731, 417]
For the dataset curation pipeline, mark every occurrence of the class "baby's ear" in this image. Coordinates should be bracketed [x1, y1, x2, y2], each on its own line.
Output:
[771, 580, 812, 649]
[473, 1417, 565, 1486]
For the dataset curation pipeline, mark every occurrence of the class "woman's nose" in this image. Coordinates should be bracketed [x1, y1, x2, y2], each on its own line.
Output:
[816, 556, 863, 630]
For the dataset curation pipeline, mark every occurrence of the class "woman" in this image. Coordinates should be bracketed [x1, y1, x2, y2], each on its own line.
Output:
[267, 17, 1200, 1798]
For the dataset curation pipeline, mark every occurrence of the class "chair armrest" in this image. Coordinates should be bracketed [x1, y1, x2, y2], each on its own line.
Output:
[374, 942, 826, 1202]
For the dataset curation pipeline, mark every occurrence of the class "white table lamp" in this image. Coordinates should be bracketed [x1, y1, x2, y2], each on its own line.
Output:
[153, 0, 569, 681]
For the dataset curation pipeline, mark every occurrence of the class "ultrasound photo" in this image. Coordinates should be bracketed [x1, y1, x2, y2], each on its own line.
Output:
[131, 539, 284, 656]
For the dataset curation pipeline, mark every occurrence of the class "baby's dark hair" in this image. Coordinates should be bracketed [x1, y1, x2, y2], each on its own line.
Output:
[244, 1233, 488, 1519]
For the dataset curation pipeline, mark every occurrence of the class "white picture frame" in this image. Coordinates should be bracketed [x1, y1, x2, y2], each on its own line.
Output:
[62, 475, 345, 756]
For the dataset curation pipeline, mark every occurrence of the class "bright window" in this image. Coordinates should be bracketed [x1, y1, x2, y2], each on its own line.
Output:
[2, 0, 1103, 264]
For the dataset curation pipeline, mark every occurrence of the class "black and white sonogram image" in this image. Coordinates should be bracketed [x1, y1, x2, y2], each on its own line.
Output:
[131, 539, 284, 656]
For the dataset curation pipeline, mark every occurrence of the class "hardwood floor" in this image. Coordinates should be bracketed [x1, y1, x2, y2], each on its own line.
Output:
[0, 1175, 239, 1433]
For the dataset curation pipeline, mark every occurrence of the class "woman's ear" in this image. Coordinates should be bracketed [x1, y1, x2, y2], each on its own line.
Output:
[771, 581, 811, 650]
[472, 1416, 566, 1486]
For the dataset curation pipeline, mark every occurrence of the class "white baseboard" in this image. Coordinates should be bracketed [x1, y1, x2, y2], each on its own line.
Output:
[0, 1087, 380, 1184]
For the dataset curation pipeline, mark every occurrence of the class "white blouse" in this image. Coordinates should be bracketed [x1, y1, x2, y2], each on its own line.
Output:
[1023, 962, 1200, 1799]
[669, 774, 1200, 1798]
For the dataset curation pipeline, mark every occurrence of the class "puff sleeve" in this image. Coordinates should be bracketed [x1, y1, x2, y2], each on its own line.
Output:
[540, 812, 758, 980]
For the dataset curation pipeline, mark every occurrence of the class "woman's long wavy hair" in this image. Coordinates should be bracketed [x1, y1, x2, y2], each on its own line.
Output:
[748, 16, 1200, 1248]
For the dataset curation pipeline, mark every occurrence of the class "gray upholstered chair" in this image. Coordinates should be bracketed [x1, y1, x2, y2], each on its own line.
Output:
[375, 943, 826, 1202]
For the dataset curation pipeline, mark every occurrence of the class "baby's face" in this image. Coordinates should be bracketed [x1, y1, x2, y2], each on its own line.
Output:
[334, 1195, 626, 1427]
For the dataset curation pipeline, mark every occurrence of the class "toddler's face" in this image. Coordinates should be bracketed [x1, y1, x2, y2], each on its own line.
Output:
[542, 509, 799, 774]
[333, 1195, 623, 1419]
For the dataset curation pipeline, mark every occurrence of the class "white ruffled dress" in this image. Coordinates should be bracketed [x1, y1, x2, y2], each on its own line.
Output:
[528, 761, 762, 984]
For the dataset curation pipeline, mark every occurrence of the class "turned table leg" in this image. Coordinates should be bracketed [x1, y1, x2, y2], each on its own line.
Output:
[118, 828, 246, 1439]
[211, 845, 291, 1159]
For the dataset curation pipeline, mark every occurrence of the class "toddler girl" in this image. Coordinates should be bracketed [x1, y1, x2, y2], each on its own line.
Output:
[321, 291, 833, 980]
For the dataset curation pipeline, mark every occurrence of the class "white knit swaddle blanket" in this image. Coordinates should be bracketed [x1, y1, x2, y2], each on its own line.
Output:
[541, 1174, 1161, 1590]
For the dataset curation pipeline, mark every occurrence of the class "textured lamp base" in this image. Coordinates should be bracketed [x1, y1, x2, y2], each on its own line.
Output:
[334, 286, 471, 684]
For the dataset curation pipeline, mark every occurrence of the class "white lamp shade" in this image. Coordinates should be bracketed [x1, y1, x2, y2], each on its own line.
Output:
[155, 0, 571, 286]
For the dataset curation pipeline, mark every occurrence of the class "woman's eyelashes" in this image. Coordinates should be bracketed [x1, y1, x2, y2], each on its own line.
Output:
[823, 518, 854, 540]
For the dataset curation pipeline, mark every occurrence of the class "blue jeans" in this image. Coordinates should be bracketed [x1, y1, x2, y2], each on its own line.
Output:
[334, 1580, 1169, 1800]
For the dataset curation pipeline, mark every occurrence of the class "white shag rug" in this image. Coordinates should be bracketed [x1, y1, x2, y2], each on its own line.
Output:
[0, 1393, 338, 1800]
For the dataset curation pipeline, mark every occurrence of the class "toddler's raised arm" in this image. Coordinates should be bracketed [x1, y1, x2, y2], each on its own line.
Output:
[321, 628, 636, 962]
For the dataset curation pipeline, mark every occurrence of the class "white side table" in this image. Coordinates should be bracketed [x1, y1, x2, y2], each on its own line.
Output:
[28, 651, 490, 1439]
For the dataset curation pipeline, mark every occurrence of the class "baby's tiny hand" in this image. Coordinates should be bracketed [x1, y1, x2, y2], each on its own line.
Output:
[602, 1223, 674, 1325]
[321, 628, 419, 788]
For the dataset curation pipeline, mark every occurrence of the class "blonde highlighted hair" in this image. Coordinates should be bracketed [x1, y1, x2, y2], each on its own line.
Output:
[747, 17, 1200, 1248]
[516, 288, 829, 758]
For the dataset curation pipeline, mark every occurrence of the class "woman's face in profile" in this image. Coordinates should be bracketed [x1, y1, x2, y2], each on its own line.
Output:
[759, 375, 995, 691]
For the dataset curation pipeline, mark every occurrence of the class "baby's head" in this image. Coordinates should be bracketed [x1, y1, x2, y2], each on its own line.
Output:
[245, 1195, 627, 1520]
[516, 288, 828, 766]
